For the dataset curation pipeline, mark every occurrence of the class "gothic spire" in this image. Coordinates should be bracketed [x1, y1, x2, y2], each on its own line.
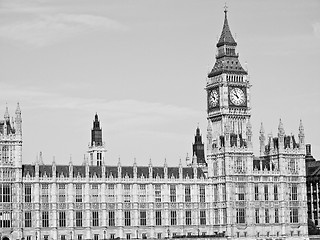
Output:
[208, 7, 247, 78]
[217, 7, 237, 48]
[4, 104, 10, 121]
[91, 113, 102, 146]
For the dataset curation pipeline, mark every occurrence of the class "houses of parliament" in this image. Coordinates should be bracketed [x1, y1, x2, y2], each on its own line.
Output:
[0, 9, 309, 240]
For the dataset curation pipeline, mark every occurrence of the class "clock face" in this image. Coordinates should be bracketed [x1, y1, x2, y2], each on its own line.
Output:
[209, 89, 219, 108]
[229, 88, 246, 106]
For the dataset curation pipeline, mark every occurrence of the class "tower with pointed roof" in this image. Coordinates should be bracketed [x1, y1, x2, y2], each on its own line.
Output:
[192, 126, 206, 166]
[206, 7, 250, 141]
[206, 8, 254, 238]
[87, 113, 106, 166]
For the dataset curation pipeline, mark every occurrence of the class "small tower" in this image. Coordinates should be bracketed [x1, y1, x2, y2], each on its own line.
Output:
[278, 119, 285, 151]
[192, 126, 206, 166]
[298, 119, 305, 151]
[87, 113, 107, 166]
[259, 123, 265, 156]
[246, 120, 252, 148]
[4, 105, 10, 122]
[15, 103, 22, 137]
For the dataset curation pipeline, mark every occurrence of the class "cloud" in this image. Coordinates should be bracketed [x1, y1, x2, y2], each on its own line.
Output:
[0, 13, 127, 47]
[0, 82, 200, 132]
[313, 22, 320, 39]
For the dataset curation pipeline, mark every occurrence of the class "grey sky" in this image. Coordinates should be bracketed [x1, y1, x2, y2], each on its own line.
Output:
[1, 0, 319, 166]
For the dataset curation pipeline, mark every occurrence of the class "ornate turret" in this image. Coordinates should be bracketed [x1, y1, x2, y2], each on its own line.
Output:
[91, 113, 102, 146]
[87, 113, 106, 166]
[192, 126, 206, 166]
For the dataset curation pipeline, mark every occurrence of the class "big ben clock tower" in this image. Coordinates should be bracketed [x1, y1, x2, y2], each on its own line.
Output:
[206, 8, 254, 238]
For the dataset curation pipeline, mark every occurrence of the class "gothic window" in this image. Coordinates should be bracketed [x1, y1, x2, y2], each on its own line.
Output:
[109, 211, 115, 226]
[265, 209, 269, 223]
[170, 185, 176, 202]
[289, 159, 297, 173]
[237, 184, 245, 201]
[185, 210, 191, 225]
[41, 184, 49, 203]
[92, 211, 99, 227]
[274, 185, 278, 201]
[290, 208, 299, 223]
[91, 184, 99, 203]
[140, 211, 146, 226]
[221, 160, 225, 175]
[154, 184, 161, 202]
[200, 210, 206, 225]
[255, 209, 259, 224]
[97, 153, 102, 166]
[107, 184, 115, 202]
[236, 208, 245, 224]
[139, 185, 146, 202]
[24, 184, 32, 202]
[42, 211, 49, 227]
[214, 209, 219, 225]
[275, 208, 279, 223]
[75, 184, 82, 203]
[264, 185, 269, 201]
[222, 208, 227, 224]
[213, 185, 219, 202]
[123, 184, 131, 203]
[0, 184, 11, 202]
[59, 211, 66, 227]
[75, 211, 82, 227]
[170, 211, 177, 225]
[0, 211, 11, 228]
[58, 184, 66, 203]
[185, 185, 191, 202]
[124, 211, 131, 226]
[25, 211, 32, 227]
[155, 211, 162, 226]
[213, 161, 218, 176]
[234, 157, 244, 173]
[222, 185, 226, 201]
[199, 185, 205, 202]
[290, 184, 298, 201]
[254, 184, 259, 201]
[2, 146, 9, 163]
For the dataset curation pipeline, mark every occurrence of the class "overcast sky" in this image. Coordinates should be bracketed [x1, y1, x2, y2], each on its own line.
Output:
[1, 0, 320, 166]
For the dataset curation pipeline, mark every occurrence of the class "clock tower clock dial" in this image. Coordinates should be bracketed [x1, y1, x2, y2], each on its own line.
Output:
[229, 87, 246, 106]
[208, 89, 219, 108]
